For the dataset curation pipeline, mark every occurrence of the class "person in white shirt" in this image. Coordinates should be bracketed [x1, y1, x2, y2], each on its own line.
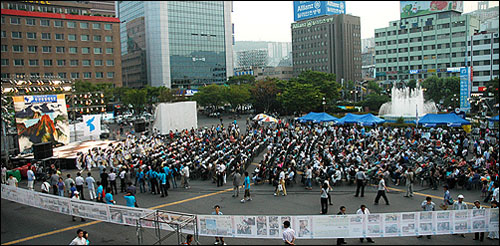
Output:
[374, 175, 390, 205]
[71, 191, 86, 222]
[491, 182, 499, 203]
[275, 167, 287, 196]
[282, 220, 296, 245]
[41, 179, 51, 193]
[1, 165, 7, 184]
[69, 229, 87, 245]
[27, 167, 36, 191]
[75, 172, 85, 200]
[453, 194, 468, 238]
[473, 200, 485, 241]
[7, 174, 18, 187]
[85, 172, 96, 200]
[182, 165, 190, 189]
[356, 205, 375, 243]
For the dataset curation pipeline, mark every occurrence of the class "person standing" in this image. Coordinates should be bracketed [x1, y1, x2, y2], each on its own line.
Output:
[337, 206, 347, 245]
[275, 167, 287, 196]
[119, 168, 127, 193]
[354, 168, 366, 197]
[216, 163, 224, 187]
[404, 167, 415, 197]
[104, 187, 116, 204]
[453, 194, 468, 238]
[100, 168, 109, 191]
[441, 185, 452, 210]
[83, 231, 90, 245]
[69, 229, 86, 245]
[27, 166, 36, 191]
[282, 220, 296, 245]
[96, 181, 105, 203]
[417, 196, 435, 239]
[124, 191, 138, 208]
[232, 169, 241, 197]
[75, 172, 85, 200]
[182, 234, 194, 245]
[50, 171, 60, 195]
[305, 165, 313, 190]
[325, 179, 333, 205]
[137, 168, 145, 193]
[320, 182, 329, 214]
[212, 205, 226, 245]
[41, 178, 50, 193]
[108, 169, 118, 195]
[182, 165, 190, 189]
[64, 174, 75, 197]
[7, 174, 18, 187]
[85, 172, 96, 201]
[159, 169, 168, 197]
[71, 191, 86, 222]
[473, 200, 485, 242]
[1, 165, 7, 184]
[57, 177, 66, 197]
[491, 182, 499, 204]
[356, 205, 375, 243]
[241, 171, 252, 203]
[487, 201, 499, 240]
[374, 175, 390, 205]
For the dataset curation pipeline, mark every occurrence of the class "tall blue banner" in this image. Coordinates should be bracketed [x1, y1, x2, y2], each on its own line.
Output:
[294, 1, 346, 21]
[459, 67, 470, 112]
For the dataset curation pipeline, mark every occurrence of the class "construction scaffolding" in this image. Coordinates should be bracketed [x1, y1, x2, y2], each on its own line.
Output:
[136, 210, 199, 245]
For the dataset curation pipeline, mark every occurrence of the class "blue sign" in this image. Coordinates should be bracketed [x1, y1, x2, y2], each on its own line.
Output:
[23, 95, 58, 104]
[459, 67, 470, 112]
[86, 116, 96, 132]
[409, 70, 419, 74]
[294, 1, 346, 21]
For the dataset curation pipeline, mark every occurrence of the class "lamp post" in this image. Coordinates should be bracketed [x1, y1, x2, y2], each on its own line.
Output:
[322, 97, 326, 112]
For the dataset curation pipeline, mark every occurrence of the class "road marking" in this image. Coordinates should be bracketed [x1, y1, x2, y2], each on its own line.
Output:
[2, 186, 237, 245]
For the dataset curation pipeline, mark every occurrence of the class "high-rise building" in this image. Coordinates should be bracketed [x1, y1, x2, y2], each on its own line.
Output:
[467, 32, 499, 93]
[465, 4, 499, 33]
[117, 1, 234, 89]
[374, 4, 480, 84]
[362, 37, 375, 53]
[291, 14, 362, 82]
[236, 49, 268, 69]
[0, 1, 122, 87]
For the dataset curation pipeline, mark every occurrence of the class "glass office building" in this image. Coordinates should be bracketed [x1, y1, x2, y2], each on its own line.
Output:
[117, 1, 234, 88]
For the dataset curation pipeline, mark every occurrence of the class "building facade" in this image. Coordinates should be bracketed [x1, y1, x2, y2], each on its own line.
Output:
[467, 32, 499, 92]
[255, 66, 294, 81]
[291, 14, 362, 82]
[374, 11, 480, 84]
[362, 46, 376, 80]
[117, 1, 234, 89]
[1, 1, 122, 87]
[236, 49, 268, 69]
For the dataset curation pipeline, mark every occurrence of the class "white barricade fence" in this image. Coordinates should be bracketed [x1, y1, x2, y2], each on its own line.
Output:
[2, 184, 498, 239]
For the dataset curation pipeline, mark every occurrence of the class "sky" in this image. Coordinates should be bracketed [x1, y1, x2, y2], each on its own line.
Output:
[232, 1, 499, 42]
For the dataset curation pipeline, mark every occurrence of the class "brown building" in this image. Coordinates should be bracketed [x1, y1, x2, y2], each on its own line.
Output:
[1, 1, 122, 87]
[291, 14, 362, 83]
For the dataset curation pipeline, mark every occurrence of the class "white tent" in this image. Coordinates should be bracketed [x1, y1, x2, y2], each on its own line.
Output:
[153, 101, 198, 134]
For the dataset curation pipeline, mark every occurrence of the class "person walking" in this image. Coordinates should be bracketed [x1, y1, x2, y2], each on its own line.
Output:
[356, 205, 375, 243]
[417, 196, 435, 239]
[96, 181, 105, 203]
[124, 191, 138, 208]
[282, 220, 296, 245]
[441, 185, 453, 210]
[71, 191, 86, 222]
[69, 229, 86, 245]
[212, 205, 226, 245]
[374, 175, 390, 205]
[64, 174, 75, 197]
[85, 172, 96, 201]
[320, 182, 329, 214]
[241, 171, 252, 203]
[275, 167, 287, 196]
[57, 177, 65, 197]
[337, 206, 347, 245]
[83, 231, 90, 245]
[473, 200, 485, 242]
[232, 169, 241, 197]
[453, 194, 468, 238]
[27, 166, 36, 191]
[108, 169, 118, 195]
[182, 234, 194, 245]
[354, 168, 366, 197]
[75, 172, 85, 200]
[404, 167, 415, 197]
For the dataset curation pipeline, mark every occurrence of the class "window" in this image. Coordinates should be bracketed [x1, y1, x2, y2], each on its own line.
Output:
[106, 60, 114, 66]
[81, 47, 90, 54]
[26, 18, 35, 26]
[71, 72, 80, 79]
[106, 48, 113, 54]
[10, 17, 21, 25]
[92, 23, 101, 29]
[12, 32, 22, 39]
[67, 21, 76, 28]
[54, 20, 63, 27]
[95, 60, 103, 66]
[105, 36, 113, 42]
[44, 72, 53, 77]
[68, 34, 76, 41]
[83, 72, 92, 78]
[107, 72, 114, 78]
[40, 19, 50, 27]
[1, 45, 7, 52]
[28, 46, 37, 53]
[80, 22, 89, 29]
[27, 32, 36, 39]
[2, 31, 6, 38]
[14, 59, 24, 66]
[13, 45, 23, 52]
[42, 46, 52, 53]
[69, 47, 78, 54]
[70, 60, 78, 66]
[58, 72, 67, 78]
[81, 34, 89, 41]
[43, 59, 52, 66]
[94, 48, 102, 54]
[104, 24, 112, 30]
[55, 33, 64, 40]
[93, 35, 101, 42]
[1, 59, 8, 66]
[95, 72, 104, 78]
[30, 73, 40, 77]
[41, 33, 51, 40]
[56, 46, 65, 53]
[1, 16, 5, 24]
[28, 59, 38, 66]
[57, 59, 65, 66]
[82, 60, 91, 66]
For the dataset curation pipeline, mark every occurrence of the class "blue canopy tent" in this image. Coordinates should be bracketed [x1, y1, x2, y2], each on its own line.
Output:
[488, 115, 499, 122]
[416, 113, 471, 127]
[336, 113, 385, 126]
[297, 112, 338, 123]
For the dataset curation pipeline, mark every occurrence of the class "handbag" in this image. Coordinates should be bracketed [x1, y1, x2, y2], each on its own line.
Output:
[278, 184, 283, 191]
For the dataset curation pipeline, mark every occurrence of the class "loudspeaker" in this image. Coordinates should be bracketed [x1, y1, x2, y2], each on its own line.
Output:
[33, 142, 53, 160]
[134, 120, 146, 133]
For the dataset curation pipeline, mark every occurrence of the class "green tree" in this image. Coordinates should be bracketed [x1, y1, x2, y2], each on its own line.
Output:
[362, 93, 390, 111]
[421, 76, 459, 108]
[123, 89, 147, 115]
[225, 84, 251, 112]
[227, 75, 255, 85]
[158, 87, 175, 103]
[250, 78, 281, 113]
[366, 81, 382, 94]
[278, 82, 324, 114]
[192, 84, 227, 109]
[407, 79, 417, 91]
[294, 71, 341, 103]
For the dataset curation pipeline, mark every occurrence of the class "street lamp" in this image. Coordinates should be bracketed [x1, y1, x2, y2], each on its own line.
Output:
[322, 97, 326, 112]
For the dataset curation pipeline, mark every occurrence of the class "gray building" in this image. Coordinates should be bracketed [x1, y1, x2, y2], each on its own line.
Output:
[467, 32, 499, 93]
[117, 1, 234, 89]
[291, 14, 362, 82]
[236, 49, 268, 69]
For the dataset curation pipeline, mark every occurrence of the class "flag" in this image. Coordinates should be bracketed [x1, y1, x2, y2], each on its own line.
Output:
[83, 114, 102, 137]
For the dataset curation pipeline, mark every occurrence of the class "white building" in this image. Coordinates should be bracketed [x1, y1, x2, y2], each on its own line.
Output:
[467, 32, 499, 92]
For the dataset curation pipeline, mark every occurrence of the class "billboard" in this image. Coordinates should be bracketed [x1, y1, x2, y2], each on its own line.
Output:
[400, 1, 463, 19]
[459, 67, 470, 112]
[13, 94, 70, 152]
[294, 1, 345, 22]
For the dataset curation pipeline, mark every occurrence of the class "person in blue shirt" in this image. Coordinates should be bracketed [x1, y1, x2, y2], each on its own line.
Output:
[241, 171, 252, 203]
[137, 168, 145, 193]
[146, 167, 153, 193]
[124, 191, 137, 207]
[170, 165, 178, 189]
[159, 169, 168, 197]
[96, 181, 104, 203]
[163, 165, 171, 190]
[150, 168, 159, 195]
[69, 183, 77, 198]
[105, 187, 115, 204]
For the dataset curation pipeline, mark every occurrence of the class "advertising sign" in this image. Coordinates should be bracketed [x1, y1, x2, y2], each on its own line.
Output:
[459, 67, 470, 112]
[400, 1, 463, 19]
[13, 94, 70, 152]
[294, 1, 345, 22]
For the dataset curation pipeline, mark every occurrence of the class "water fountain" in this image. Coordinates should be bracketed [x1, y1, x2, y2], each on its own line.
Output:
[378, 82, 437, 121]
